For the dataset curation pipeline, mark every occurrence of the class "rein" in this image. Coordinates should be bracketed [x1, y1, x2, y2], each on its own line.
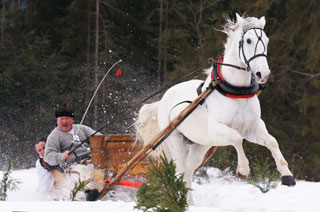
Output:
[214, 61, 247, 71]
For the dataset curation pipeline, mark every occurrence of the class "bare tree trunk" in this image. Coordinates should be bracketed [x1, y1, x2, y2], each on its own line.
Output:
[85, 0, 92, 107]
[94, 0, 100, 128]
[157, 0, 164, 88]
[1, 2, 5, 47]
[13, 0, 18, 28]
[174, 0, 206, 66]
[195, 0, 204, 66]
[28, 0, 33, 30]
[162, 0, 169, 86]
[102, 20, 108, 128]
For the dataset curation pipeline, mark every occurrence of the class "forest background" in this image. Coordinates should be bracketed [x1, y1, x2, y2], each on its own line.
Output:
[0, 0, 319, 181]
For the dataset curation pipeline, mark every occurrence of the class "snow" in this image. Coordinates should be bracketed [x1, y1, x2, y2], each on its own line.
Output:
[1, 167, 319, 212]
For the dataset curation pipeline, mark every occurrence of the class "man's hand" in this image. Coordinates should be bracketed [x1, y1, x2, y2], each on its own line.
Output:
[62, 150, 71, 160]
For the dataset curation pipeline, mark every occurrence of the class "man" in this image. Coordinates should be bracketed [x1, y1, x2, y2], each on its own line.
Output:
[35, 138, 54, 192]
[44, 104, 99, 167]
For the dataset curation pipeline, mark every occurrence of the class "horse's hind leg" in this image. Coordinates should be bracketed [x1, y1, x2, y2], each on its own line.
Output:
[184, 143, 211, 178]
[184, 143, 211, 204]
[163, 132, 192, 200]
[246, 119, 296, 186]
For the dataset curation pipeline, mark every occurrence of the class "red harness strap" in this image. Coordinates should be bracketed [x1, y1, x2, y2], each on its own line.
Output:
[225, 93, 256, 98]
[211, 56, 257, 99]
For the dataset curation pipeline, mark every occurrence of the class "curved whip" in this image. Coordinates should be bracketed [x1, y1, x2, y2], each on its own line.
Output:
[75, 59, 122, 135]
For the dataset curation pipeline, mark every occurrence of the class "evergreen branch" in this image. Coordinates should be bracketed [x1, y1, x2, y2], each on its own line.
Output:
[135, 153, 190, 212]
[69, 178, 92, 201]
[247, 157, 279, 193]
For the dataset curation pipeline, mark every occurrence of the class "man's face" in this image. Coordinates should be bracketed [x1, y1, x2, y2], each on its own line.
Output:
[57, 116, 74, 132]
[35, 141, 46, 158]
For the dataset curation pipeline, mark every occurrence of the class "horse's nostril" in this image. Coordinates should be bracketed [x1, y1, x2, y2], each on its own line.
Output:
[256, 72, 261, 79]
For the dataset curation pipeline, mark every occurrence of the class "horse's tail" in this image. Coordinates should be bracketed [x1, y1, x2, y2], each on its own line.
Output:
[135, 101, 163, 159]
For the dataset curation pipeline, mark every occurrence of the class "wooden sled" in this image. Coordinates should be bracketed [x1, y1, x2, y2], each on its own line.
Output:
[90, 134, 218, 177]
[90, 134, 151, 176]
[89, 133, 218, 192]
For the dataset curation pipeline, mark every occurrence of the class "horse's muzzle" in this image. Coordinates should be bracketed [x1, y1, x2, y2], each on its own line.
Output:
[256, 71, 270, 84]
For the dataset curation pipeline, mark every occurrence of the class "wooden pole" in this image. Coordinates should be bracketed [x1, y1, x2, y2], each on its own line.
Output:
[193, 146, 219, 175]
[97, 82, 217, 200]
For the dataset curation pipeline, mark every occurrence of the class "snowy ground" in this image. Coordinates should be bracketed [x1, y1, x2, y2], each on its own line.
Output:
[1, 167, 319, 212]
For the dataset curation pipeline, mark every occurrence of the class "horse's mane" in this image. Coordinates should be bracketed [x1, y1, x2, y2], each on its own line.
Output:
[222, 15, 265, 51]
[203, 14, 265, 76]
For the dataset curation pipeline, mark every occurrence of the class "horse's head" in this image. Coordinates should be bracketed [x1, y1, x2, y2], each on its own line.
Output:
[236, 14, 270, 84]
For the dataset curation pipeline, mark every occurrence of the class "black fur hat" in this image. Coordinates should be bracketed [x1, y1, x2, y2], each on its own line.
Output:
[55, 104, 74, 118]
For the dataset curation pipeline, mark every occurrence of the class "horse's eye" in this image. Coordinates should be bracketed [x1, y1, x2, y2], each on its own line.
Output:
[246, 38, 252, 44]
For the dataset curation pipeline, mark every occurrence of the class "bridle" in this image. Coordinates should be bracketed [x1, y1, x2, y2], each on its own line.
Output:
[214, 27, 268, 72]
[238, 27, 267, 70]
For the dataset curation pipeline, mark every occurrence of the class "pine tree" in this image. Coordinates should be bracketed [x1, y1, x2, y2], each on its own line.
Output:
[0, 159, 20, 201]
[135, 154, 190, 212]
[247, 157, 280, 193]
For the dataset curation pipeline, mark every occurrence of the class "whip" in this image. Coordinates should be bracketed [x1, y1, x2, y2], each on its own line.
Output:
[76, 59, 122, 135]
[68, 60, 122, 155]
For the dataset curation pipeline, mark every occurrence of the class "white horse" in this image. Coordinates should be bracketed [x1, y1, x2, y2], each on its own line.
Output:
[136, 14, 295, 203]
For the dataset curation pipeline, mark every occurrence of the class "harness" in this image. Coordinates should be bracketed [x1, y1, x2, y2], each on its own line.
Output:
[171, 27, 268, 114]
[210, 56, 260, 98]
[171, 56, 261, 114]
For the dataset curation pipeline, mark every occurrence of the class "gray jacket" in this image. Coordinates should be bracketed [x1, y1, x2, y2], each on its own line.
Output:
[44, 124, 97, 166]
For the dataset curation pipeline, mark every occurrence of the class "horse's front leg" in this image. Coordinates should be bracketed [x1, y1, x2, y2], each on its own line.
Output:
[208, 122, 250, 178]
[246, 119, 296, 186]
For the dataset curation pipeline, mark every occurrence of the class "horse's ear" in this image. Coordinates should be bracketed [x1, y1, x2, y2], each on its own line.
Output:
[259, 16, 266, 28]
[236, 13, 244, 24]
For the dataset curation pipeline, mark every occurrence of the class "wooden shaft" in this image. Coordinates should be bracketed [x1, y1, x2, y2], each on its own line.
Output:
[193, 146, 219, 175]
[98, 83, 216, 200]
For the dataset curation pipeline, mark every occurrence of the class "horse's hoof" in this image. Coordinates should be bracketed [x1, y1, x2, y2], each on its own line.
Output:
[236, 171, 248, 179]
[281, 175, 296, 186]
[85, 189, 100, 201]
[236, 166, 249, 179]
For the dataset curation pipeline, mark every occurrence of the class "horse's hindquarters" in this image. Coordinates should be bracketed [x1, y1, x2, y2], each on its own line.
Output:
[135, 101, 163, 159]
